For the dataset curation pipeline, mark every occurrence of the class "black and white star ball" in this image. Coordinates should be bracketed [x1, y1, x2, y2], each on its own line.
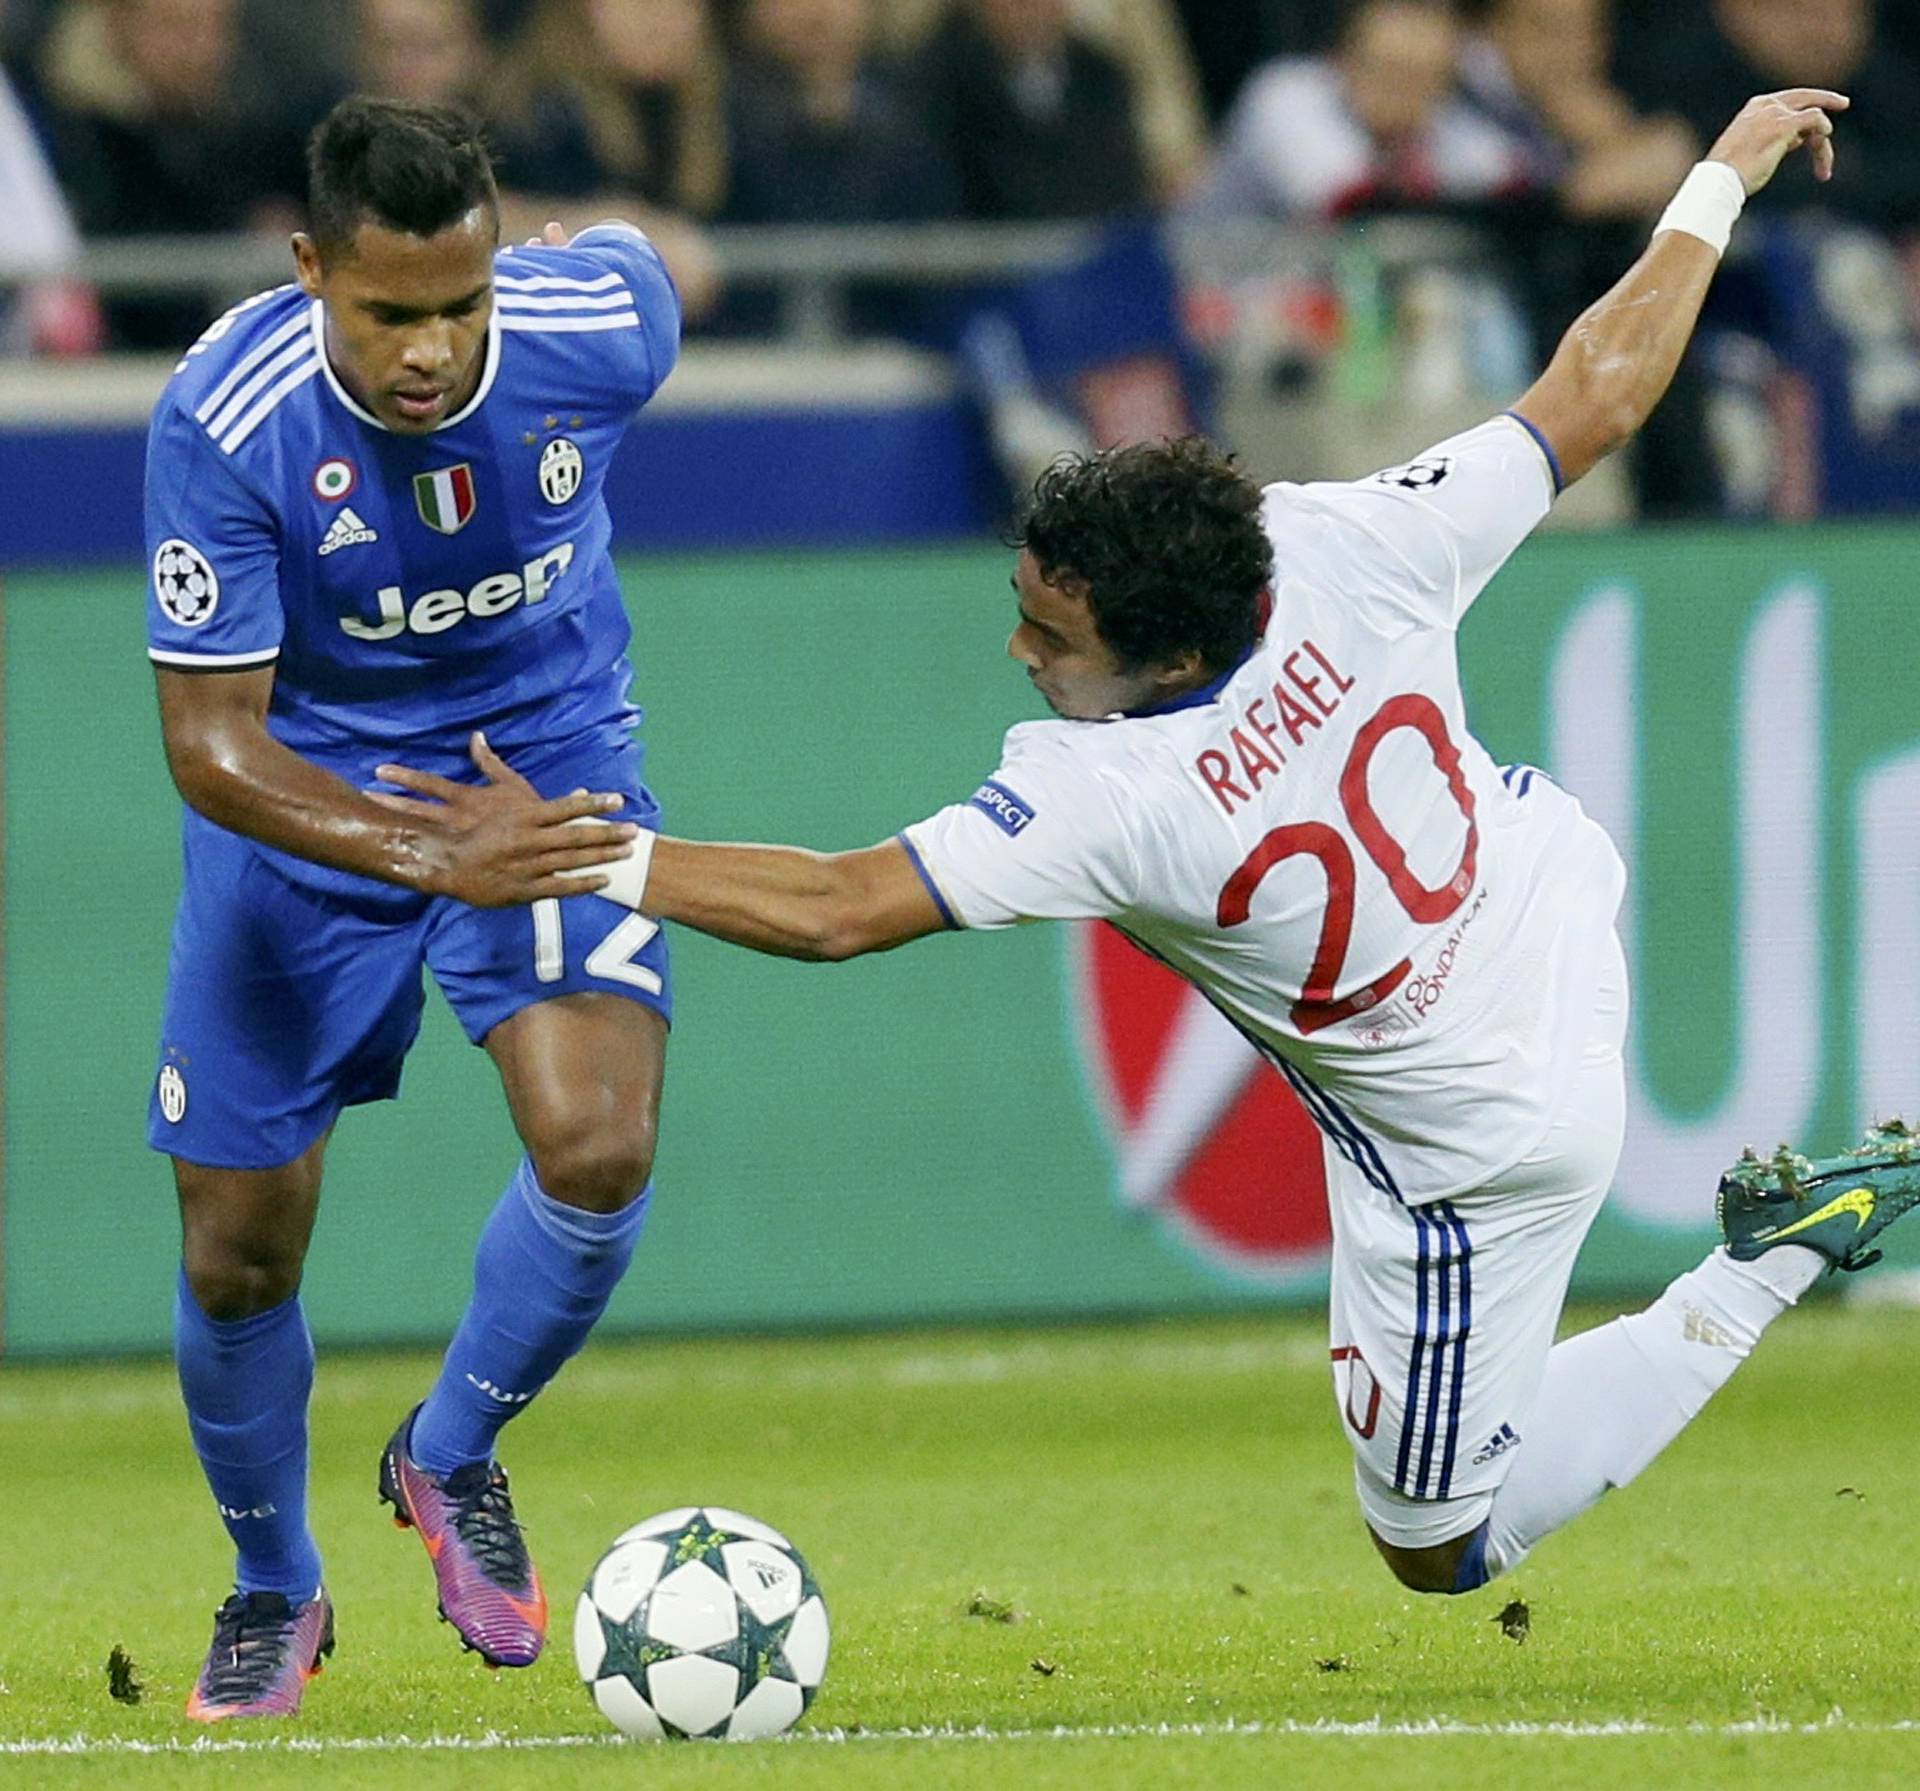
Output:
[575, 1506, 830, 1741]
[153, 538, 220, 627]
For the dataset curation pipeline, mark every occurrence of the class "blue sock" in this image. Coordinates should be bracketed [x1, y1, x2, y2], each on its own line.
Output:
[174, 1269, 323, 1601]
[409, 1159, 650, 1476]
[1448, 1521, 1494, 1594]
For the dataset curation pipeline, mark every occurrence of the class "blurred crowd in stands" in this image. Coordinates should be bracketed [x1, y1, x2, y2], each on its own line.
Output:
[3, 0, 1919, 517]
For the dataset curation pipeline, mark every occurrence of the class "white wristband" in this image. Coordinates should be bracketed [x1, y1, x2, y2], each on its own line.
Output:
[1653, 160, 1747, 257]
[558, 822, 657, 911]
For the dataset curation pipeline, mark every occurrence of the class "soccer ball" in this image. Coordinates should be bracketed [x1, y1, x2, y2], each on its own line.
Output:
[574, 1506, 830, 1741]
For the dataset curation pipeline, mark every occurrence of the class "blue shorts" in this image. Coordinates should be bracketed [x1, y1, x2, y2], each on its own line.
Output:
[148, 736, 671, 1171]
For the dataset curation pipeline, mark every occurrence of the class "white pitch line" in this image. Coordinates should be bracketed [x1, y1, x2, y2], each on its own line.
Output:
[5, 1716, 1917, 1756]
[0, 1333, 1329, 1424]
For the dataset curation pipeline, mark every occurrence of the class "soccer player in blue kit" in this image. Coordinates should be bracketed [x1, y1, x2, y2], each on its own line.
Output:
[144, 99, 668, 1719]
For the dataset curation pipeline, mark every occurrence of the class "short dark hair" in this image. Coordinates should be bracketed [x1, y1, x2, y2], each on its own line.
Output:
[1343, 0, 1458, 43]
[1014, 438, 1273, 676]
[306, 97, 499, 255]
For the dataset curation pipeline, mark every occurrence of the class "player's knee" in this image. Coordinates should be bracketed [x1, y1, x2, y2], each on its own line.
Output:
[1368, 1527, 1478, 1596]
[181, 1236, 304, 1321]
[173, 1144, 324, 1319]
[531, 1119, 656, 1215]
[1375, 1548, 1458, 1594]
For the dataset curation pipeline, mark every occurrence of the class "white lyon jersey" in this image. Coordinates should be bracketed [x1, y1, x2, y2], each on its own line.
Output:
[903, 416, 1626, 1206]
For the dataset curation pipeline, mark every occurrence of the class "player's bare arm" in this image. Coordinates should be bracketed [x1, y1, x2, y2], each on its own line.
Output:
[626, 837, 943, 960]
[1512, 89, 1848, 488]
[156, 664, 636, 906]
[374, 736, 947, 957]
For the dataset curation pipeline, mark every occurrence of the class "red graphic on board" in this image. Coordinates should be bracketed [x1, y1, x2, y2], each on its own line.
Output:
[1070, 923, 1332, 1277]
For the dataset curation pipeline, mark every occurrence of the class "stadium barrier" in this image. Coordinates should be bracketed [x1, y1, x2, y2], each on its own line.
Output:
[4, 525, 1918, 1355]
[0, 217, 1473, 346]
[0, 344, 999, 564]
[0, 217, 1493, 568]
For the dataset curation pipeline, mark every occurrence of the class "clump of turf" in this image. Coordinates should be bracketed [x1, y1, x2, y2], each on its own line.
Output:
[1494, 1600, 1531, 1643]
[105, 1647, 142, 1706]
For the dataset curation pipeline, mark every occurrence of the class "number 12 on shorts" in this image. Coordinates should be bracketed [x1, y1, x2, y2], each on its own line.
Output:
[532, 899, 664, 993]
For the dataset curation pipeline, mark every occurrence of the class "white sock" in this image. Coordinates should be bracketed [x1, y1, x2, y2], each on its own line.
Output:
[1481, 1245, 1824, 1578]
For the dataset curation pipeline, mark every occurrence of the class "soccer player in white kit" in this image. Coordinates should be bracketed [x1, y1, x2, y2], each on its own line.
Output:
[384, 91, 1920, 1598]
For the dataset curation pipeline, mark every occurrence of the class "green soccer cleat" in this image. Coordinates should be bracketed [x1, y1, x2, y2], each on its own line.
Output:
[1718, 1119, 1920, 1274]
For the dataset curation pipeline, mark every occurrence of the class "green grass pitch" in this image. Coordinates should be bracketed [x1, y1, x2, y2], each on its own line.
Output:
[2, 1306, 1916, 1788]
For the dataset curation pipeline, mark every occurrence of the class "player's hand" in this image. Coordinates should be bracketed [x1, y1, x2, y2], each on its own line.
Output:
[1706, 89, 1849, 194]
[371, 732, 636, 906]
[525, 220, 569, 246]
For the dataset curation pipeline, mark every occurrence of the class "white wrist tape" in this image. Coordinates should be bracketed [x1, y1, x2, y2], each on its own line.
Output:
[558, 822, 657, 911]
[1654, 160, 1747, 256]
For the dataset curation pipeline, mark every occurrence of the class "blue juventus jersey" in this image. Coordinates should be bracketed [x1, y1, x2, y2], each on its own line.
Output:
[144, 223, 681, 782]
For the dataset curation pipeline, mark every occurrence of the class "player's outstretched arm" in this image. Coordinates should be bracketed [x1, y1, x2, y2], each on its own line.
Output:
[156, 668, 637, 906]
[638, 836, 948, 962]
[1511, 89, 1848, 489]
[376, 735, 949, 958]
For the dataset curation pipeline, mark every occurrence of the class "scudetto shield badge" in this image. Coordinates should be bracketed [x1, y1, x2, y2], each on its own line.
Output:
[1070, 922, 1331, 1280]
[413, 463, 477, 534]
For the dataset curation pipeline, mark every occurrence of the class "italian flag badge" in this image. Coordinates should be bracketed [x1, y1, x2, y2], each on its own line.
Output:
[413, 464, 477, 534]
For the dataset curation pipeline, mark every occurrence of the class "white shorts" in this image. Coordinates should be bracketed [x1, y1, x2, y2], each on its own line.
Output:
[1326, 934, 1628, 1550]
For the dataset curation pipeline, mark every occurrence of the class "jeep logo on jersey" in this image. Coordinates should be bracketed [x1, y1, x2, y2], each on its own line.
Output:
[413, 463, 477, 534]
[1071, 924, 1330, 1278]
[539, 437, 584, 505]
[338, 543, 575, 641]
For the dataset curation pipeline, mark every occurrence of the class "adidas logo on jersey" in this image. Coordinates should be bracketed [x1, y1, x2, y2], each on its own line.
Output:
[318, 507, 378, 556]
[1470, 1422, 1521, 1466]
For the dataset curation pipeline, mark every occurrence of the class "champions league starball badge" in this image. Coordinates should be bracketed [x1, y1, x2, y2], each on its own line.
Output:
[153, 538, 220, 626]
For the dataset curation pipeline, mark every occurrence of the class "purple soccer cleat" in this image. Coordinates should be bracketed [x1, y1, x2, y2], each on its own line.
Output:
[185, 1589, 334, 1722]
[378, 1411, 548, 1668]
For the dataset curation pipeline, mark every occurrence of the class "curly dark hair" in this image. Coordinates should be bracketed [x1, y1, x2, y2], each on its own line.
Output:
[1013, 437, 1273, 676]
[307, 98, 498, 255]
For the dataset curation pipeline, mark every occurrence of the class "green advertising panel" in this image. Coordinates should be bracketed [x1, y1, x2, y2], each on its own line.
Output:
[5, 529, 1918, 1355]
